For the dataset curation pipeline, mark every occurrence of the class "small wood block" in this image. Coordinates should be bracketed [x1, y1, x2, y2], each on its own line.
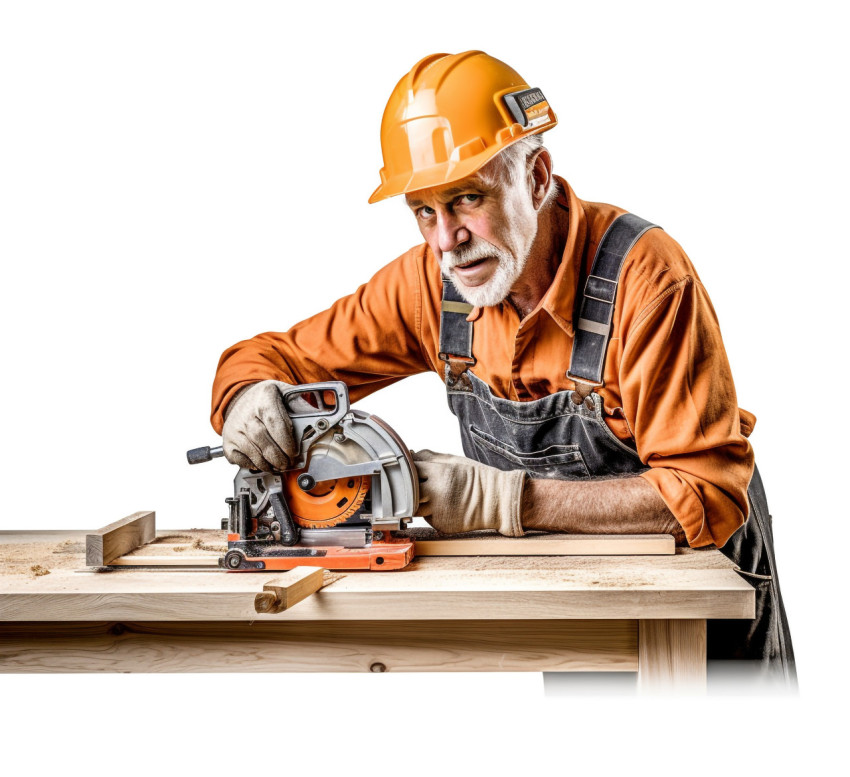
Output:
[254, 567, 325, 614]
[86, 511, 156, 566]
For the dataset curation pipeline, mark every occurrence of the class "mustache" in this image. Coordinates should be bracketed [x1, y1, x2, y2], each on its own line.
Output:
[442, 237, 506, 269]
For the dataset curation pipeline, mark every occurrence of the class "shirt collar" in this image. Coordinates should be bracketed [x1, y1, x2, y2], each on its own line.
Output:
[540, 176, 587, 338]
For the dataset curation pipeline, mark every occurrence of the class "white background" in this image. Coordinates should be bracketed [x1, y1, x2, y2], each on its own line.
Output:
[1, 0, 847, 773]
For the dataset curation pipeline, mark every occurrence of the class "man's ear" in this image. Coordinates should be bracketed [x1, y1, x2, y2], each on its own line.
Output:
[528, 148, 553, 210]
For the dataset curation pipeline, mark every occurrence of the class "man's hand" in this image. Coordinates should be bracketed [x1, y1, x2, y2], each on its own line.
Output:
[413, 450, 526, 536]
[222, 380, 303, 471]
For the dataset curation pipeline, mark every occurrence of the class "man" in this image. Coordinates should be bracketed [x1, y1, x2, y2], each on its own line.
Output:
[211, 51, 794, 681]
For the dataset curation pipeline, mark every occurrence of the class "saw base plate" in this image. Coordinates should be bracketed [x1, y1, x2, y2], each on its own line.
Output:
[222, 535, 415, 571]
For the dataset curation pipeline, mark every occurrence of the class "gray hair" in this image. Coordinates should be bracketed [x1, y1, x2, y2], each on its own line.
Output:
[478, 135, 559, 209]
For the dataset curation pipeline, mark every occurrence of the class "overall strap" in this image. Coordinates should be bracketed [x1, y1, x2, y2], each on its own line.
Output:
[568, 213, 659, 393]
[439, 276, 475, 383]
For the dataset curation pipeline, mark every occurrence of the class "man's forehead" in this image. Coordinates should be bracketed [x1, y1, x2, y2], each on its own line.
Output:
[405, 175, 490, 207]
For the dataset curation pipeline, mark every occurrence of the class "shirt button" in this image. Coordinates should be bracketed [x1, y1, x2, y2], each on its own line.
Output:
[584, 396, 595, 411]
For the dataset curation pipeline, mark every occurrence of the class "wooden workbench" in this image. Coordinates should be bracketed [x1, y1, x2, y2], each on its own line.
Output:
[0, 529, 754, 692]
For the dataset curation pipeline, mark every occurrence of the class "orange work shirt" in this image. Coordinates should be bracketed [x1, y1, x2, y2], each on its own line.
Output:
[211, 177, 755, 548]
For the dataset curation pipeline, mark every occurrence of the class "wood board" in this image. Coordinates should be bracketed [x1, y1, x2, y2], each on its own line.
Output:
[108, 556, 219, 567]
[85, 511, 155, 566]
[410, 532, 675, 556]
[106, 533, 674, 567]
[0, 619, 639, 674]
[0, 561, 754, 623]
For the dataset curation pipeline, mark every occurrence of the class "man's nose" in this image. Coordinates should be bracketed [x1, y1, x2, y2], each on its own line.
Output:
[435, 210, 470, 254]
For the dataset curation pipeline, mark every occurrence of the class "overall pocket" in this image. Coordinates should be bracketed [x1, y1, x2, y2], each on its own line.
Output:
[469, 425, 591, 478]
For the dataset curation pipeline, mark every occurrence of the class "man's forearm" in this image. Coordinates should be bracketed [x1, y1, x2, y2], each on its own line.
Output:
[521, 476, 688, 545]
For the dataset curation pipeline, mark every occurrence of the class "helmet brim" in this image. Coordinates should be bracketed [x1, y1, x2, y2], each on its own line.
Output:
[368, 122, 557, 204]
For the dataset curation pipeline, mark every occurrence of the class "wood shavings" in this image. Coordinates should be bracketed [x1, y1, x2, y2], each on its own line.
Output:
[192, 538, 228, 553]
[322, 570, 347, 587]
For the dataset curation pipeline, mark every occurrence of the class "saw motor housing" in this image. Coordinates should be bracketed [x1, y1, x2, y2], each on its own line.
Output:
[213, 382, 417, 571]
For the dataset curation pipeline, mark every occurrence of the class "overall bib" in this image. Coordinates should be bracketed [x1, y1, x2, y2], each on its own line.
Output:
[438, 214, 796, 685]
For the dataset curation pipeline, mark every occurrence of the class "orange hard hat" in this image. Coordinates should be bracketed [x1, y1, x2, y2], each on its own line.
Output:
[368, 50, 557, 204]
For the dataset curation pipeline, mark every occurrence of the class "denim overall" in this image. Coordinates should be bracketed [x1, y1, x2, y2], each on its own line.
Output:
[438, 214, 796, 685]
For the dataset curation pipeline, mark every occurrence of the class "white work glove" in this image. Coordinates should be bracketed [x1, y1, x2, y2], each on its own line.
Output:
[413, 450, 526, 537]
[222, 380, 308, 471]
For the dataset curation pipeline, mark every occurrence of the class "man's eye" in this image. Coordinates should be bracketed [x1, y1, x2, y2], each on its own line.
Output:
[459, 194, 480, 204]
[417, 206, 435, 219]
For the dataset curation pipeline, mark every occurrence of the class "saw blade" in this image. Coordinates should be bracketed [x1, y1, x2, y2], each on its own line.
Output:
[282, 469, 370, 529]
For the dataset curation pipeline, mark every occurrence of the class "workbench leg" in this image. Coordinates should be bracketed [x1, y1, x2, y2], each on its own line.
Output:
[638, 619, 706, 694]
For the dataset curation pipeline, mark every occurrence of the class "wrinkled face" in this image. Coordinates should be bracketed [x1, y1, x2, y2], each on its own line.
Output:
[405, 166, 539, 307]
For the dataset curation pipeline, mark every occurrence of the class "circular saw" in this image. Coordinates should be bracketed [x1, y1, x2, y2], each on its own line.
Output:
[187, 381, 417, 571]
[282, 469, 371, 528]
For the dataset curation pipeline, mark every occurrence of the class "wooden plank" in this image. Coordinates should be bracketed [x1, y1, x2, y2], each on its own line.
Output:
[104, 532, 674, 567]
[107, 534, 673, 566]
[413, 533, 675, 557]
[108, 556, 219, 567]
[0, 569, 754, 622]
[85, 511, 155, 566]
[254, 568, 325, 613]
[0, 619, 638, 673]
[638, 619, 707, 693]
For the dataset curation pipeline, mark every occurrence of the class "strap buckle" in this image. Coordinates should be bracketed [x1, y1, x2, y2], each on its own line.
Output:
[439, 352, 476, 366]
[443, 355, 475, 390]
[441, 300, 474, 315]
[583, 274, 618, 304]
[576, 317, 611, 337]
[565, 371, 602, 389]
[565, 373, 601, 403]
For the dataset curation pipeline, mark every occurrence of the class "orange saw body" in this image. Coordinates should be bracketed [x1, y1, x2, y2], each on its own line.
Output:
[188, 381, 417, 572]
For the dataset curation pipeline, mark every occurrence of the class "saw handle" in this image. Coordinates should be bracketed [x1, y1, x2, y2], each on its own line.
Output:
[282, 381, 350, 419]
[283, 382, 350, 458]
[186, 445, 224, 465]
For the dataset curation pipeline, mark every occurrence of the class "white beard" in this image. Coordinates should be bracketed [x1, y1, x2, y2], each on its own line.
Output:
[441, 236, 527, 308]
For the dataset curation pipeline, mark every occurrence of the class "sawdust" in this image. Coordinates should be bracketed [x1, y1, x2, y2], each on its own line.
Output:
[30, 565, 50, 577]
[192, 538, 228, 553]
[0, 529, 230, 576]
[0, 539, 85, 577]
[400, 527, 502, 541]
[52, 539, 85, 555]
[125, 530, 227, 557]
[584, 575, 654, 588]
[152, 534, 194, 544]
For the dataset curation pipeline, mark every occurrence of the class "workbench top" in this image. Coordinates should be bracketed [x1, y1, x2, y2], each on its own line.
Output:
[0, 529, 754, 623]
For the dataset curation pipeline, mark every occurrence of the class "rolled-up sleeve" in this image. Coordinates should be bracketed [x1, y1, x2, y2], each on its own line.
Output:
[618, 273, 754, 548]
[210, 246, 440, 433]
